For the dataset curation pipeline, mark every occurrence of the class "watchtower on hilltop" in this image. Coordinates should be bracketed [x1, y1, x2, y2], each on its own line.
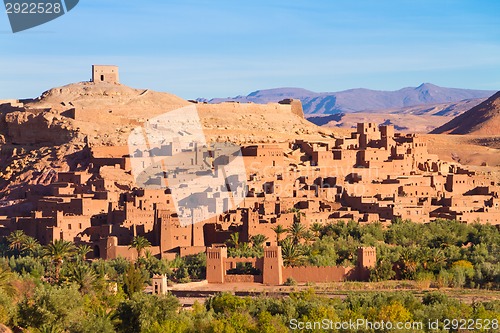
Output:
[91, 65, 119, 84]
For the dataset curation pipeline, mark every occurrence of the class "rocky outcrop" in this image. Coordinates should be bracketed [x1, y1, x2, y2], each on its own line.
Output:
[3, 111, 78, 145]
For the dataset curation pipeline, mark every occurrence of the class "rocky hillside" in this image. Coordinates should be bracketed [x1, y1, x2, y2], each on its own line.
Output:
[431, 91, 500, 135]
[0, 82, 330, 206]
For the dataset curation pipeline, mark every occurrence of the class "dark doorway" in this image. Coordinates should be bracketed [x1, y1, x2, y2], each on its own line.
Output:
[93, 245, 101, 258]
[100, 75, 104, 81]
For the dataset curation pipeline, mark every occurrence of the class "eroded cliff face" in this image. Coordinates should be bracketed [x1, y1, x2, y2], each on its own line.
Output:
[3, 111, 79, 145]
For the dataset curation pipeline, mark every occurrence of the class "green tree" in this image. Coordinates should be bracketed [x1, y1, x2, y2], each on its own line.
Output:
[21, 236, 41, 257]
[76, 244, 92, 261]
[0, 265, 16, 298]
[287, 221, 306, 245]
[271, 225, 287, 244]
[44, 239, 76, 283]
[302, 230, 315, 245]
[310, 222, 323, 238]
[281, 238, 304, 267]
[7, 230, 27, 253]
[129, 236, 151, 259]
[398, 247, 418, 280]
[69, 263, 97, 293]
[76, 310, 116, 333]
[183, 253, 207, 280]
[250, 234, 268, 250]
[370, 259, 396, 282]
[116, 293, 180, 333]
[306, 237, 338, 267]
[17, 284, 83, 331]
[123, 264, 145, 298]
[226, 232, 240, 249]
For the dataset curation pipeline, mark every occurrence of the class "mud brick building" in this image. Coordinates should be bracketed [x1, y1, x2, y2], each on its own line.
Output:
[1, 122, 499, 268]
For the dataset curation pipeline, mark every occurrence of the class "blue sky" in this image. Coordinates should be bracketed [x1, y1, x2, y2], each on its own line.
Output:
[1, 0, 499, 99]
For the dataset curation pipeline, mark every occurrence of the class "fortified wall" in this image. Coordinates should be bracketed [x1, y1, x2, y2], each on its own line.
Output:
[206, 246, 376, 285]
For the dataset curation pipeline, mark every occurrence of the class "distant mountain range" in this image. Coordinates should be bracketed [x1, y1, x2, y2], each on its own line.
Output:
[431, 91, 500, 135]
[200, 83, 496, 115]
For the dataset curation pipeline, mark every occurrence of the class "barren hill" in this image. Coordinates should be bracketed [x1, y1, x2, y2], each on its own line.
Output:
[0, 82, 333, 205]
[1, 82, 322, 147]
[431, 91, 500, 135]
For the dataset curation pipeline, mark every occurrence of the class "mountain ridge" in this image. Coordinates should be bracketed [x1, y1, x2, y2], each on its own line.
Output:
[200, 84, 496, 115]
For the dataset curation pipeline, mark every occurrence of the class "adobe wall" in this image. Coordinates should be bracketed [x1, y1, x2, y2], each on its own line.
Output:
[179, 246, 207, 257]
[282, 266, 352, 283]
[96, 236, 160, 260]
[196, 102, 302, 118]
[224, 275, 263, 283]
[206, 246, 374, 285]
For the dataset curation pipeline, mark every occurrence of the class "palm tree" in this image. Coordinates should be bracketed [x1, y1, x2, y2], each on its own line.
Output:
[129, 236, 151, 258]
[44, 239, 76, 283]
[427, 248, 447, 272]
[250, 234, 268, 249]
[287, 221, 306, 245]
[226, 232, 240, 249]
[302, 230, 315, 246]
[272, 225, 287, 244]
[399, 248, 418, 280]
[70, 264, 97, 293]
[76, 244, 92, 261]
[288, 207, 306, 224]
[7, 230, 27, 253]
[310, 222, 323, 238]
[281, 238, 304, 267]
[22, 236, 40, 256]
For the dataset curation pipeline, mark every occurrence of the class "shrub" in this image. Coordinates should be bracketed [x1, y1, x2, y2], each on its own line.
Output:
[17, 284, 84, 330]
[415, 271, 434, 289]
[116, 293, 180, 333]
[283, 277, 297, 286]
[435, 269, 452, 288]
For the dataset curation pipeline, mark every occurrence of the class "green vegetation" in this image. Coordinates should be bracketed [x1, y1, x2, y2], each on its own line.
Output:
[0, 218, 499, 331]
[227, 218, 499, 289]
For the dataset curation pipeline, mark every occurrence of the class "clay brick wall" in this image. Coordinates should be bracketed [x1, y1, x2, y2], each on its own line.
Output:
[56, 214, 92, 241]
[224, 275, 263, 283]
[282, 266, 352, 283]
